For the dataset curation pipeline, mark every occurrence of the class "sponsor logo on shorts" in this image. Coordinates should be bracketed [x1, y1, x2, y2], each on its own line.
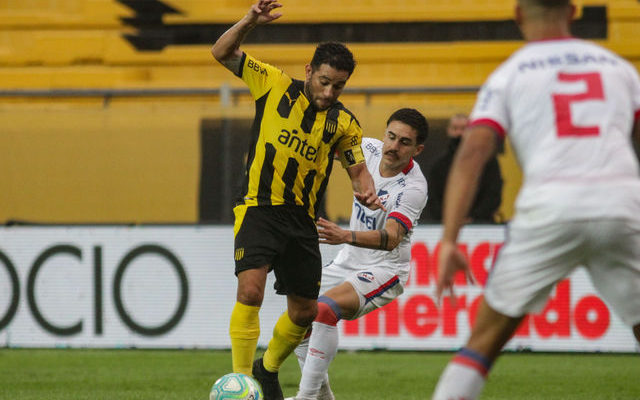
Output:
[234, 248, 244, 261]
[357, 271, 374, 282]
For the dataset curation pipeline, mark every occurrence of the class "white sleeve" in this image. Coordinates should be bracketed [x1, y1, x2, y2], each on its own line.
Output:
[387, 186, 427, 233]
[469, 65, 511, 138]
[361, 137, 382, 166]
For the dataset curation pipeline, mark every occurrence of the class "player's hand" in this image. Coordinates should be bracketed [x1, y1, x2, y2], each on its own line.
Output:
[317, 217, 349, 245]
[354, 190, 387, 212]
[436, 240, 476, 306]
[247, 0, 283, 25]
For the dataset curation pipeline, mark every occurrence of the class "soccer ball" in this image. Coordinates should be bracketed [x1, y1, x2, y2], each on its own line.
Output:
[210, 373, 264, 400]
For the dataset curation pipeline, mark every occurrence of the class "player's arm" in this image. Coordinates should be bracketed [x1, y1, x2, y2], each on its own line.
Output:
[436, 125, 498, 301]
[346, 162, 385, 211]
[317, 217, 406, 251]
[211, 0, 282, 73]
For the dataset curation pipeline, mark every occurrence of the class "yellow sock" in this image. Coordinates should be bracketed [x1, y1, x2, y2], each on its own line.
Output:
[229, 302, 260, 375]
[263, 312, 308, 373]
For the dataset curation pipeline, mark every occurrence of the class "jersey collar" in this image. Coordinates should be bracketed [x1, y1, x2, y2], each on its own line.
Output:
[402, 159, 415, 175]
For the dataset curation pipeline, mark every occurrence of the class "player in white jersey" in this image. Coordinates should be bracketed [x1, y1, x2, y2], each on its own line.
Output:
[432, 1, 640, 399]
[285, 108, 429, 400]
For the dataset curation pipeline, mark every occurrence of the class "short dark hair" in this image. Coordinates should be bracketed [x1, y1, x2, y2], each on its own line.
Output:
[519, 0, 570, 8]
[387, 108, 429, 145]
[310, 42, 356, 76]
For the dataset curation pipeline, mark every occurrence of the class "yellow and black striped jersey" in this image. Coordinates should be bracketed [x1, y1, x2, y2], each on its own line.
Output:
[233, 52, 365, 219]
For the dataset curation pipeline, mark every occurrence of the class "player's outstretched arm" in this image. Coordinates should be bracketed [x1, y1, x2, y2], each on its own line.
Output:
[211, 0, 282, 73]
[346, 162, 386, 211]
[317, 217, 405, 251]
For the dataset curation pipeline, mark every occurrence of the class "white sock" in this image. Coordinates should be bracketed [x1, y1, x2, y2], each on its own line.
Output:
[297, 321, 338, 399]
[432, 359, 487, 400]
[294, 336, 332, 400]
[294, 336, 309, 371]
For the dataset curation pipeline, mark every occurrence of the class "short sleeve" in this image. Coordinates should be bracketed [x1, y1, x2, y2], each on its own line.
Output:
[239, 52, 283, 100]
[336, 117, 365, 169]
[469, 67, 510, 138]
[387, 186, 428, 233]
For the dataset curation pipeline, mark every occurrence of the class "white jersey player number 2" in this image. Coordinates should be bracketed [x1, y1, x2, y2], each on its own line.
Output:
[552, 71, 604, 137]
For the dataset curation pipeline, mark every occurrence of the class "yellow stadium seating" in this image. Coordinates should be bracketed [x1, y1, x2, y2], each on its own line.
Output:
[2, 0, 637, 26]
[0, 0, 638, 223]
[0, 0, 128, 28]
[0, 0, 637, 88]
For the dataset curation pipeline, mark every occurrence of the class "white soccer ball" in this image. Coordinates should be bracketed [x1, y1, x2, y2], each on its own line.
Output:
[210, 372, 264, 400]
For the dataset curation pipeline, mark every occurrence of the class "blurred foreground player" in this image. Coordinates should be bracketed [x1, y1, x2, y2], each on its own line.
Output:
[433, 0, 640, 399]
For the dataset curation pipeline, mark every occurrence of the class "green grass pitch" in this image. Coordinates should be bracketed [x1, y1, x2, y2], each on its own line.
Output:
[1, 349, 638, 399]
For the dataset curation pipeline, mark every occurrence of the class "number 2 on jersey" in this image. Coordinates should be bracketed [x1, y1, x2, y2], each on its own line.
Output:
[552, 72, 604, 137]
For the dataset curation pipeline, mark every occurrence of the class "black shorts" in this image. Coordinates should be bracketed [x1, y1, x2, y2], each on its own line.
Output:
[233, 204, 321, 299]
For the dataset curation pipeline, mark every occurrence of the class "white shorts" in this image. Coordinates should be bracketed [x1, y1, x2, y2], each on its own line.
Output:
[485, 218, 640, 326]
[320, 261, 404, 320]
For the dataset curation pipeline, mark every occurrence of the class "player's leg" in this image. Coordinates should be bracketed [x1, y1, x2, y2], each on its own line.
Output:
[256, 209, 323, 400]
[432, 299, 523, 400]
[231, 205, 281, 375]
[263, 294, 318, 372]
[293, 334, 310, 371]
[583, 218, 640, 345]
[292, 262, 343, 379]
[295, 267, 402, 399]
[290, 262, 345, 400]
[432, 221, 584, 400]
[230, 266, 268, 375]
[254, 293, 316, 400]
[292, 334, 335, 400]
[295, 286, 357, 399]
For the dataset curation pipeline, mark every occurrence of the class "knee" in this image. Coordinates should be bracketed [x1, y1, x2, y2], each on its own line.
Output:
[288, 302, 318, 327]
[315, 297, 341, 326]
[236, 283, 264, 306]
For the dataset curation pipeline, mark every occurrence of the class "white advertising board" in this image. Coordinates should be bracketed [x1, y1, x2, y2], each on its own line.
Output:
[0, 226, 636, 352]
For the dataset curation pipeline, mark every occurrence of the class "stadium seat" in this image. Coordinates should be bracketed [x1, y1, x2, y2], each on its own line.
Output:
[0, 0, 637, 89]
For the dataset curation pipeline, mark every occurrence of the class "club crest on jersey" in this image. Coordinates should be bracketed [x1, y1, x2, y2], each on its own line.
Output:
[357, 271, 375, 283]
[377, 189, 390, 205]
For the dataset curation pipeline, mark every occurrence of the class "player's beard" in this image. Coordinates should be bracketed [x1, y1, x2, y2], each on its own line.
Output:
[304, 81, 331, 112]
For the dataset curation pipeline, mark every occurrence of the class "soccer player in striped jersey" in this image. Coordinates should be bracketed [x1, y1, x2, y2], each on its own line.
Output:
[433, 1, 640, 399]
[286, 108, 429, 400]
[211, 1, 383, 399]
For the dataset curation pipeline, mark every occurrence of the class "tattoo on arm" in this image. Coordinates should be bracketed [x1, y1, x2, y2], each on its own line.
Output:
[396, 223, 406, 242]
[378, 229, 389, 250]
[222, 57, 242, 76]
